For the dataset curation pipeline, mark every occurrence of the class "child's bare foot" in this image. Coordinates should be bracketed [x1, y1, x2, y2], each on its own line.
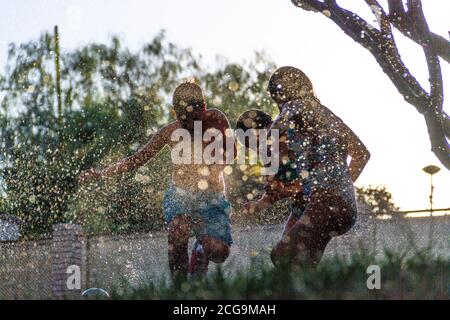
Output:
[188, 241, 209, 278]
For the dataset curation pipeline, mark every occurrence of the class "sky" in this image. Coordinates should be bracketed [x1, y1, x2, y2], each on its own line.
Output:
[0, 0, 449, 211]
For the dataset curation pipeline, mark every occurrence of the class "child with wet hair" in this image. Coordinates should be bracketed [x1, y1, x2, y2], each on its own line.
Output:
[235, 109, 305, 226]
[80, 80, 235, 280]
[258, 66, 370, 266]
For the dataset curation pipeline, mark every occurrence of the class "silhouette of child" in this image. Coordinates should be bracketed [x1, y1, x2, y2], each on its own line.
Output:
[246, 67, 370, 266]
[80, 81, 235, 279]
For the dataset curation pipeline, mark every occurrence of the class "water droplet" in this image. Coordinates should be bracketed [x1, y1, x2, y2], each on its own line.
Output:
[223, 166, 233, 175]
[198, 166, 210, 176]
[198, 179, 208, 190]
[322, 10, 331, 17]
[228, 81, 240, 92]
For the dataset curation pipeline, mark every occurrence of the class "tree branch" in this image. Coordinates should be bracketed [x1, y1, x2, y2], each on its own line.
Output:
[408, 0, 443, 109]
[427, 33, 450, 64]
[387, 0, 405, 17]
[322, 1, 429, 109]
[291, 0, 450, 169]
[364, 0, 391, 35]
[291, 0, 327, 12]
[387, 0, 450, 63]
[444, 112, 450, 138]
[407, 1, 448, 164]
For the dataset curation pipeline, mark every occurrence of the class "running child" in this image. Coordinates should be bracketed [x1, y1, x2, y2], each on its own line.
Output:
[79, 81, 235, 279]
[249, 67, 370, 266]
[236, 109, 305, 236]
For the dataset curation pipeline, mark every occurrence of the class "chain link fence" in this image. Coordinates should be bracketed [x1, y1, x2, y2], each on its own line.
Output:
[0, 238, 52, 299]
[1, 213, 449, 299]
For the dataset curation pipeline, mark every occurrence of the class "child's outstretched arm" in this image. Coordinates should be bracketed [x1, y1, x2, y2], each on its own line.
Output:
[244, 179, 302, 214]
[318, 105, 371, 182]
[244, 111, 302, 214]
[79, 121, 178, 183]
[244, 192, 273, 214]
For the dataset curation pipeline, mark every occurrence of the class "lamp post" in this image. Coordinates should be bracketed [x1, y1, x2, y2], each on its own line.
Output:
[422, 165, 440, 248]
[422, 165, 441, 215]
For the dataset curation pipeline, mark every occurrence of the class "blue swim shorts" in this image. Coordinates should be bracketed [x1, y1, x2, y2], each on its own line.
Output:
[163, 183, 233, 246]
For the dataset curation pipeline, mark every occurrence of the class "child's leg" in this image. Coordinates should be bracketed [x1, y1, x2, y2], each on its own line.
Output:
[189, 197, 232, 277]
[168, 215, 192, 279]
[272, 190, 355, 266]
[202, 236, 230, 263]
[281, 191, 307, 237]
[272, 217, 329, 266]
[188, 236, 229, 277]
[188, 239, 208, 277]
[282, 213, 299, 237]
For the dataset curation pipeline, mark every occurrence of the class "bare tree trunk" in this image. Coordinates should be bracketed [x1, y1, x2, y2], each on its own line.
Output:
[291, 0, 450, 169]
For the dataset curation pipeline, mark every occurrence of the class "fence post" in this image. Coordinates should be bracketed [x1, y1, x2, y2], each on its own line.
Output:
[51, 223, 85, 299]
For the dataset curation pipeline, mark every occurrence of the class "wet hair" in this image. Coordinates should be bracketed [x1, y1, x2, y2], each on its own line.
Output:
[235, 109, 273, 149]
[172, 81, 206, 116]
[268, 66, 314, 106]
[236, 109, 273, 131]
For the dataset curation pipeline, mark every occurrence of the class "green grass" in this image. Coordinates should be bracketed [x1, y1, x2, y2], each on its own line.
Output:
[111, 249, 449, 300]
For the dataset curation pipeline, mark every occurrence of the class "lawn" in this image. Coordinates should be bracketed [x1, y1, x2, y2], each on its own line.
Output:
[111, 249, 449, 300]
